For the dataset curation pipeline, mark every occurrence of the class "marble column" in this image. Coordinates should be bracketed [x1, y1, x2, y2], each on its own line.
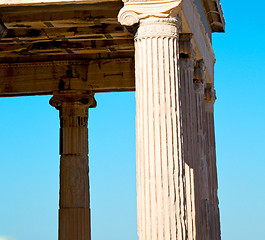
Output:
[135, 17, 187, 240]
[193, 61, 210, 240]
[50, 90, 96, 240]
[204, 84, 221, 240]
[119, 1, 190, 239]
[179, 33, 196, 240]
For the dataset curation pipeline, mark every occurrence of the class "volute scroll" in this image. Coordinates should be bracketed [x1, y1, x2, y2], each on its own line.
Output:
[118, 0, 183, 26]
[49, 90, 97, 110]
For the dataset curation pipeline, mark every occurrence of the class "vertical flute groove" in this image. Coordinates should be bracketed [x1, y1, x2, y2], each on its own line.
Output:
[179, 57, 197, 240]
[194, 64, 212, 240]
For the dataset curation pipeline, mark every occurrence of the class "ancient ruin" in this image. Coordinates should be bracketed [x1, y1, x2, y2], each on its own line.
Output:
[0, 0, 225, 239]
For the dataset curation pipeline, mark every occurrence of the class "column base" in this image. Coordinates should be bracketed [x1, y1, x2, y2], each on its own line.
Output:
[59, 208, 91, 240]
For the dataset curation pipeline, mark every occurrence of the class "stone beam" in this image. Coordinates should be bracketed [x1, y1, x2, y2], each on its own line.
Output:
[181, 0, 215, 84]
[0, 38, 134, 58]
[0, 58, 135, 97]
[0, 0, 123, 23]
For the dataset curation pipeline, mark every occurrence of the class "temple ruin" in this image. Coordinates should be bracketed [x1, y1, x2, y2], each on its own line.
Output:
[0, 0, 225, 239]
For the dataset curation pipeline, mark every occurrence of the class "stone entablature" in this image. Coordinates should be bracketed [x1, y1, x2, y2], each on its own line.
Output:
[0, 0, 218, 88]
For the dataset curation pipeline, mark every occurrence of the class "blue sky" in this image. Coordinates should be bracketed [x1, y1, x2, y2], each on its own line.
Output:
[213, 0, 265, 239]
[0, 0, 265, 239]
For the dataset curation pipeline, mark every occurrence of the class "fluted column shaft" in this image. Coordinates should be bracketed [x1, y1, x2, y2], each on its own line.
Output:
[50, 91, 96, 240]
[193, 62, 210, 240]
[205, 85, 221, 240]
[135, 17, 188, 240]
[179, 34, 197, 240]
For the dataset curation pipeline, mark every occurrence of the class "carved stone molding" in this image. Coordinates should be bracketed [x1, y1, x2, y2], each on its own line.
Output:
[118, 0, 183, 26]
[0, 58, 134, 69]
[0, 61, 84, 69]
[135, 16, 181, 39]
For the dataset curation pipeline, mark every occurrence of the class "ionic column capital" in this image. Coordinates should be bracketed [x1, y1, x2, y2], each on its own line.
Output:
[179, 34, 196, 74]
[179, 33, 196, 59]
[49, 90, 97, 110]
[118, 0, 183, 26]
[204, 84, 216, 112]
[204, 84, 216, 104]
[193, 60, 206, 94]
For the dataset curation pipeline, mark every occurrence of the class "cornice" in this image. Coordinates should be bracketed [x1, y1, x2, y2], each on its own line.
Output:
[203, 0, 225, 32]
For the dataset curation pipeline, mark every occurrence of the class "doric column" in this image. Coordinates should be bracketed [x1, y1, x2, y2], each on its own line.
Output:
[179, 33, 196, 240]
[204, 84, 221, 240]
[50, 90, 96, 240]
[119, 1, 191, 239]
[193, 61, 210, 240]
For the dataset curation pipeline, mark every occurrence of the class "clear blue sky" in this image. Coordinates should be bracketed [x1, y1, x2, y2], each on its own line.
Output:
[0, 0, 265, 239]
